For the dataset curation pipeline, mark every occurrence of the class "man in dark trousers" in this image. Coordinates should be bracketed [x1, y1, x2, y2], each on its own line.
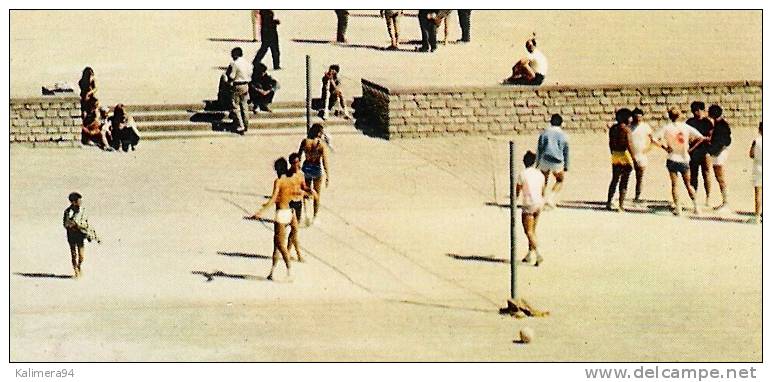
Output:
[417, 10, 438, 52]
[457, 10, 472, 42]
[253, 10, 281, 70]
[685, 101, 713, 205]
[335, 10, 349, 43]
[249, 62, 278, 112]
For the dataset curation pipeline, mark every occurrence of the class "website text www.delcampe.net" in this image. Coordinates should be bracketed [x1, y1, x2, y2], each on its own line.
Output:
[585, 366, 758, 381]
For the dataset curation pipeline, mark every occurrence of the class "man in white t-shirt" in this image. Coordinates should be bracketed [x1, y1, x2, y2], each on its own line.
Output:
[226, 47, 251, 134]
[503, 35, 547, 86]
[749, 122, 762, 223]
[516, 151, 546, 267]
[654, 108, 707, 216]
[630, 108, 654, 202]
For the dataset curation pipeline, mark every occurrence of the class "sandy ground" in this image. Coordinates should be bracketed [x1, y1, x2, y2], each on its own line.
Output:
[10, 10, 762, 104]
[10, 127, 762, 361]
[9, 9, 763, 362]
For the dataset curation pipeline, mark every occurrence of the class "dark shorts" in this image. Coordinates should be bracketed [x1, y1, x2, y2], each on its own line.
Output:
[666, 160, 689, 174]
[289, 200, 302, 221]
[505, 72, 545, 86]
[67, 230, 86, 247]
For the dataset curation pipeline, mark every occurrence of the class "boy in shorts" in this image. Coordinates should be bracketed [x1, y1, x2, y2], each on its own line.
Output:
[62, 192, 100, 278]
[655, 108, 707, 216]
[517, 151, 546, 266]
[749, 122, 762, 223]
[707, 105, 732, 211]
[536, 114, 569, 208]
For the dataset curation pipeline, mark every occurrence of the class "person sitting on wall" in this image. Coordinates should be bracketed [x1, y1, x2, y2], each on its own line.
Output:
[249, 62, 278, 113]
[503, 33, 548, 86]
[80, 93, 111, 150]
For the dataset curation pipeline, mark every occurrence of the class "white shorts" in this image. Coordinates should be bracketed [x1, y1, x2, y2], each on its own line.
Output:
[537, 160, 564, 173]
[711, 149, 729, 166]
[753, 165, 762, 187]
[521, 202, 544, 215]
[275, 209, 293, 225]
[632, 153, 648, 168]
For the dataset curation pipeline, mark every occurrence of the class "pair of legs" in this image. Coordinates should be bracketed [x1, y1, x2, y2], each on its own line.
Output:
[417, 11, 437, 51]
[110, 127, 141, 151]
[521, 209, 543, 266]
[507, 59, 537, 83]
[81, 125, 111, 150]
[754, 185, 763, 223]
[541, 169, 565, 207]
[711, 151, 730, 209]
[287, 201, 304, 261]
[335, 10, 348, 43]
[249, 89, 275, 112]
[230, 85, 249, 133]
[457, 10, 471, 42]
[254, 31, 280, 70]
[607, 164, 632, 211]
[306, 175, 324, 219]
[69, 241, 85, 278]
[267, 218, 293, 280]
[690, 154, 713, 205]
[385, 14, 400, 49]
[667, 161, 699, 215]
[320, 88, 350, 119]
[633, 163, 646, 201]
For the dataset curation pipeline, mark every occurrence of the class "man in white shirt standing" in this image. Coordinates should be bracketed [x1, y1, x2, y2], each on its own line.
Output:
[503, 34, 547, 86]
[630, 108, 655, 202]
[226, 47, 251, 134]
[655, 108, 707, 216]
[517, 151, 546, 267]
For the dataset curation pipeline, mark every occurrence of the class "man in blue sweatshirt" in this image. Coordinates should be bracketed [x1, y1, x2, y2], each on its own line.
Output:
[536, 114, 570, 208]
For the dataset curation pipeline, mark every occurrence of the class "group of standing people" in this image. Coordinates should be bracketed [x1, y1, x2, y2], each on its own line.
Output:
[605, 102, 741, 217]
[247, 123, 331, 281]
[78, 67, 141, 152]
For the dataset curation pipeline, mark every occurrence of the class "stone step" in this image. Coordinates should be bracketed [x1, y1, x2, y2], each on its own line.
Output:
[131, 108, 313, 122]
[140, 124, 360, 141]
[135, 115, 353, 132]
[124, 100, 347, 113]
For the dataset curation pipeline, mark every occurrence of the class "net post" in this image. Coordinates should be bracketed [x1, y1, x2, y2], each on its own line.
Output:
[509, 140, 517, 300]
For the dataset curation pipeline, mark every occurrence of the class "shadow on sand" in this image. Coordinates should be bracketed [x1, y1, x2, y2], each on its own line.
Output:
[217, 251, 272, 260]
[14, 272, 73, 279]
[446, 253, 509, 264]
[208, 37, 258, 43]
[191, 270, 266, 282]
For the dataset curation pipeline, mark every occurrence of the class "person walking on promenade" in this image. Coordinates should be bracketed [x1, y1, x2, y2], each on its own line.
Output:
[226, 47, 251, 134]
[247, 158, 297, 281]
[707, 105, 732, 212]
[298, 124, 331, 222]
[335, 10, 349, 43]
[457, 10, 472, 43]
[503, 34, 548, 86]
[655, 108, 707, 216]
[536, 114, 570, 208]
[381, 10, 402, 50]
[253, 10, 281, 70]
[630, 108, 655, 202]
[517, 151, 546, 267]
[749, 122, 762, 224]
[606, 108, 635, 211]
[685, 101, 713, 205]
[63, 192, 100, 278]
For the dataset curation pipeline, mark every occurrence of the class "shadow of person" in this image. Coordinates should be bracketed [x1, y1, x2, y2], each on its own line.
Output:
[217, 251, 272, 260]
[14, 272, 73, 279]
[446, 253, 509, 264]
[191, 270, 266, 282]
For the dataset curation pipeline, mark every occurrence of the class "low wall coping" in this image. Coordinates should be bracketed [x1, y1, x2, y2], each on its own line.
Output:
[10, 95, 79, 104]
[362, 78, 762, 96]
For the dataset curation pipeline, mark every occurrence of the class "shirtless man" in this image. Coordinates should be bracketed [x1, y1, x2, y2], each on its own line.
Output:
[606, 108, 635, 211]
[248, 158, 297, 280]
[298, 123, 330, 222]
[286, 153, 318, 261]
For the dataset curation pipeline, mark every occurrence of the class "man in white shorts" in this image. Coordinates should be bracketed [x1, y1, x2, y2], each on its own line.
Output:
[248, 157, 297, 281]
[536, 114, 569, 208]
[749, 122, 762, 223]
[517, 151, 545, 266]
[707, 105, 732, 211]
[654, 108, 707, 216]
[630, 108, 654, 202]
